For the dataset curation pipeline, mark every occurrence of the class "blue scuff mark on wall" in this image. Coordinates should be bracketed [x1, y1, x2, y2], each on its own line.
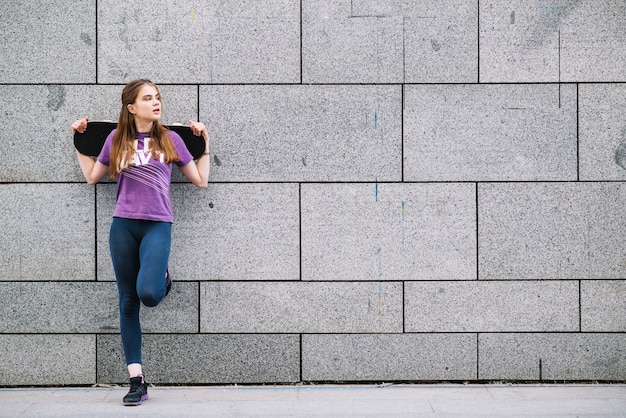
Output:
[375, 177, 379, 202]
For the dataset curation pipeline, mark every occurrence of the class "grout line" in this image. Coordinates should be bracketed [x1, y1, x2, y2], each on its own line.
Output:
[558, 30, 561, 108]
[476, 333, 480, 379]
[95, 334, 99, 383]
[300, 0, 303, 84]
[299, 183, 302, 281]
[475, 182, 479, 280]
[6, 331, 626, 337]
[7, 179, 626, 186]
[4, 278, 596, 284]
[2, 81, 625, 87]
[95, 0, 98, 84]
[299, 334, 303, 381]
[579, 280, 582, 332]
[401, 85, 405, 182]
[477, 0, 480, 83]
[8, 179, 626, 186]
[198, 281, 202, 334]
[576, 83, 580, 181]
[94, 184, 98, 281]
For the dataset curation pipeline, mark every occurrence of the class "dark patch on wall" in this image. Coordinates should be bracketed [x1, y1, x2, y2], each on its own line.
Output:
[46, 85, 66, 111]
[80, 32, 93, 46]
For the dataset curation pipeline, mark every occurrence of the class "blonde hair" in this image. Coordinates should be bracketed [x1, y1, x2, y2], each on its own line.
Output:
[109, 79, 180, 178]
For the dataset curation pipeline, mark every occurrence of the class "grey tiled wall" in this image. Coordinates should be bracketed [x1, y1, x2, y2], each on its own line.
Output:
[1, 0, 625, 385]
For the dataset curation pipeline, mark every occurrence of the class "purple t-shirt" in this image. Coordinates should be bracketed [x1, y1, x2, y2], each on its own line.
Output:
[97, 129, 194, 223]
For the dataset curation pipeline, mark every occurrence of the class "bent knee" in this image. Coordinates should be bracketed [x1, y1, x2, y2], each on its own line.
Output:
[138, 290, 163, 307]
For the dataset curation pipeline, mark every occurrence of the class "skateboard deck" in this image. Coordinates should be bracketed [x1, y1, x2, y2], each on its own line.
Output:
[73, 121, 205, 159]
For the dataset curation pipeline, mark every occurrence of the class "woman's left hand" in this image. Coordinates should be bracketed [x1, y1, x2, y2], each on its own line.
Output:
[189, 120, 208, 138]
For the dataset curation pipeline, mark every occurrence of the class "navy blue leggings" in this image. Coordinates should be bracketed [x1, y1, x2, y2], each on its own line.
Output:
[109, 217, 171, 365]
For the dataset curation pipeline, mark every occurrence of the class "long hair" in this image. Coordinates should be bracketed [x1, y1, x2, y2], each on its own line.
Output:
[109, 79, 180, 178]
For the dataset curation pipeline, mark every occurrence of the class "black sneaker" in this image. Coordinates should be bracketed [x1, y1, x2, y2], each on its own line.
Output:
[123, 376, 149, 406]
[165, 269, 172, 296]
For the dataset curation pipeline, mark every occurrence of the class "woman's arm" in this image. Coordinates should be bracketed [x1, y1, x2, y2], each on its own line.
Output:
[76, 152, 109, 185]
[72, 117, 109, 185]
[179, 120, 210, 189]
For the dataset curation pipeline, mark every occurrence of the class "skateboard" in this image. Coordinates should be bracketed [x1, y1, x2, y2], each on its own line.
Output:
[73, 121, 206, 159]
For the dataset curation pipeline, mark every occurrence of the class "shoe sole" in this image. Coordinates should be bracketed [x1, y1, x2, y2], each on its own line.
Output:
[123, 393, 149, 406]
[165, 270, 172, 296]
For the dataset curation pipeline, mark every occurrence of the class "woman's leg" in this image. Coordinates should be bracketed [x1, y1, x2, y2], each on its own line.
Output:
[136, 221, 171, 307]
[109, 218, 171, 378]
[109, 218, 143, 368]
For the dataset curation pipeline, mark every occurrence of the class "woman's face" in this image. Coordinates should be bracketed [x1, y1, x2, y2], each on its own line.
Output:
[128, 84, 161, 123]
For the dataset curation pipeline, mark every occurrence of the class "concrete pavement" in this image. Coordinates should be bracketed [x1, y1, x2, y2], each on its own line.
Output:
[1, 384, 625, 417]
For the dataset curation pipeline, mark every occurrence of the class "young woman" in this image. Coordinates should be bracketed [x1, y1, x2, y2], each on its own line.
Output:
[71, 79, 210, 406]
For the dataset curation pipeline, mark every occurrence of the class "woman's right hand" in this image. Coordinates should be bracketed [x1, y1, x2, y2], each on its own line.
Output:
[71, 117, 89, 134]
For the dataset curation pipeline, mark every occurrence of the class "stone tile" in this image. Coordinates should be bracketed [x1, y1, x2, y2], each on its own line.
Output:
[97, 0, 299, 83]
[97, 183, 299, 281]
[302, 334, 476, 381]
[479, 182, 626, 280]
[405, 281, 579, 332]
[479, 333, 626, 380]
[581, 280, 626, 332]
[0, 335, 95, 385]
[0, 282, 198, 333]
[0, 85, 114, 183]
[400, 0, 478, 83]
[0, 1, 96, 83]
[302, 0, 403, 83]
[97, 334, 300, 384]
[0, 184, 94, 281]
[403, 84, 577, 181]
[200, 85, 402, 182]
[302, 0, 477, 83]
[559, 0, 626, 82]
[579, 84, 626, 180]
[480, 0, 626, 82]
[0, 282, 115, 333]
[302, 183, 476, 281]
[200, 281, 402, 333]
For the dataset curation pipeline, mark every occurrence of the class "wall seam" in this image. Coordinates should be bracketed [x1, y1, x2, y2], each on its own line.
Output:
[299, 333, 303, 382]
[576, 83, 580, 181]
[95, 0, 98, 84]
[94, 185, 98, 281]
[299, 183, 303, 281]
[579, 280, 582, 332]
[197, 281, 202, 334]
[95, 334, 99, 383]
[558, 30, 561, 108]
[477, 0, 480, 83]
[300, 0, 303, 84]
[475, 182, 479, 280]
[401, 84, 405, 182]
[476, 333, 480, 379]
[1, 81, 625, 87]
